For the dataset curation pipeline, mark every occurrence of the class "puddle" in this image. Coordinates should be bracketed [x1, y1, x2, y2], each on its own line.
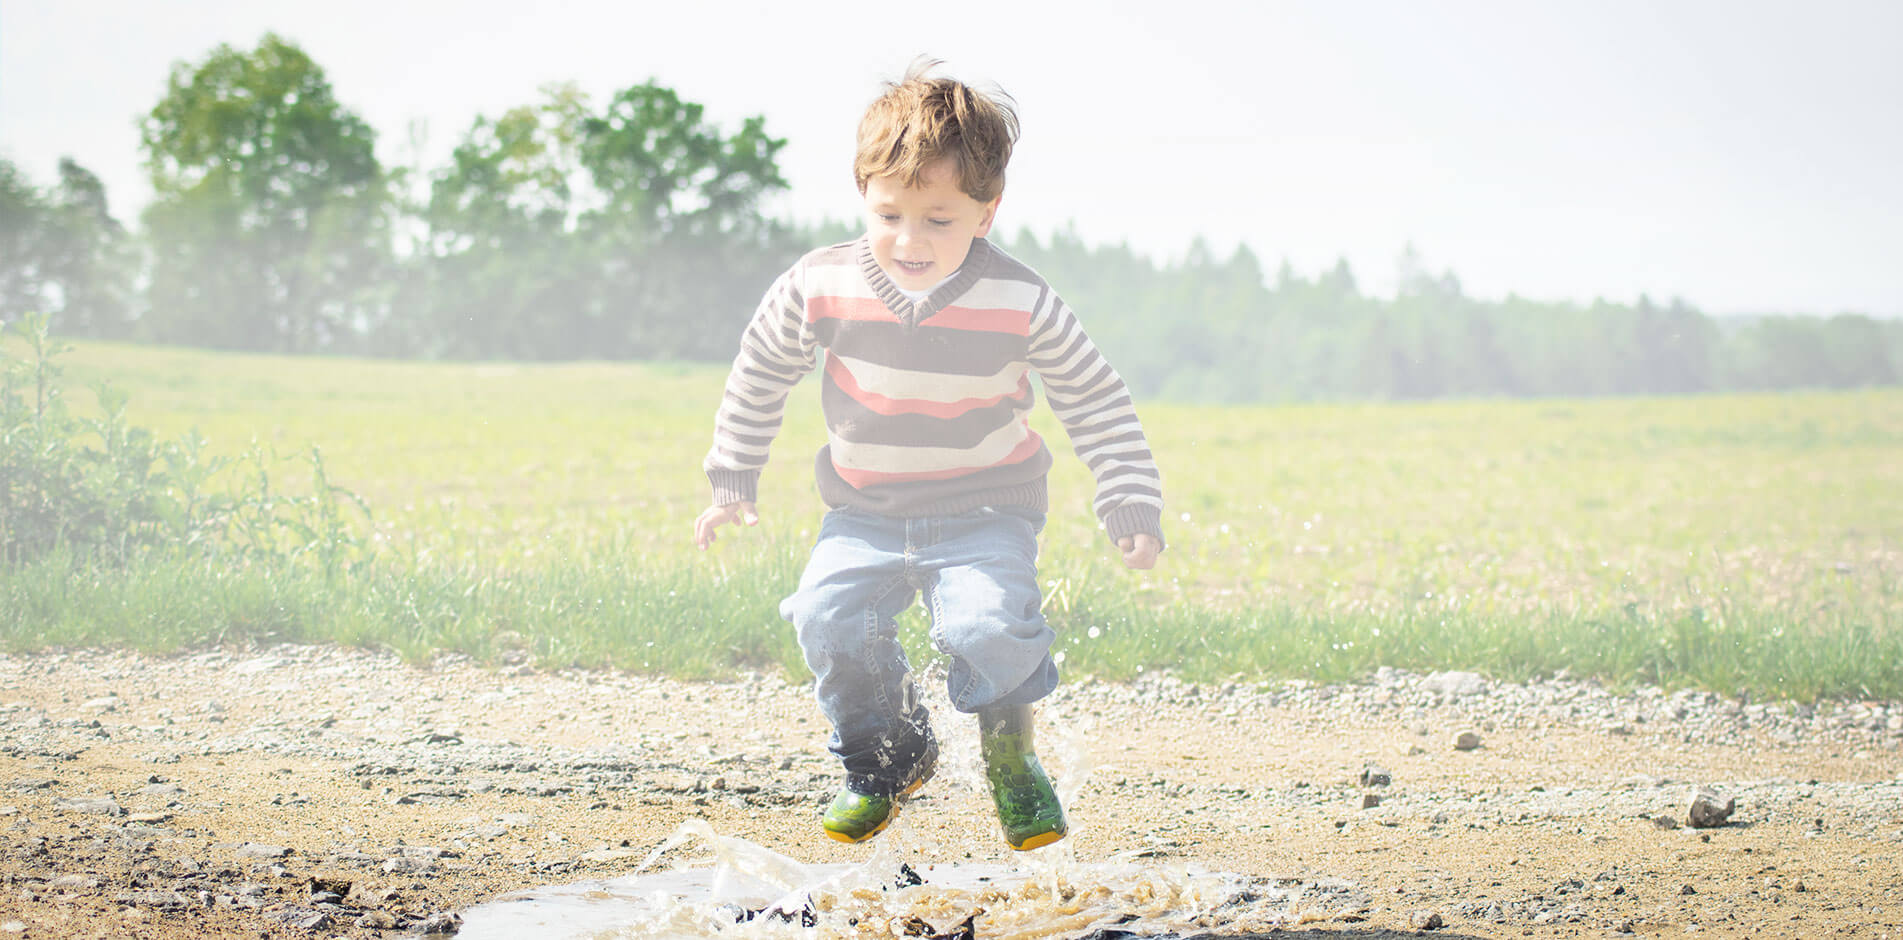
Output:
[461, 689, 1367, 937]
[458, 819, 1367, 939]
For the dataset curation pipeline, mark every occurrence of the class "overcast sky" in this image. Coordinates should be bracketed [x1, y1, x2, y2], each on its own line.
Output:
[3, 0, 1899, 316]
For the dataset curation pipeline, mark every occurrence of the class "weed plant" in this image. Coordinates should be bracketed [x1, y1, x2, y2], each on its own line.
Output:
[2, 314, 370, 574]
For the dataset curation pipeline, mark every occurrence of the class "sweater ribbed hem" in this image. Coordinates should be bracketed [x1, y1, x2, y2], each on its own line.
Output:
[706, 468, 759, 508]
[813, 444, 1053, 519]
[1102, 502, 1166, 551]
[820, 474, 1049, 519]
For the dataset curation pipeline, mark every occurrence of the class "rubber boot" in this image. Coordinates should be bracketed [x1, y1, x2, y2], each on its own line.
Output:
[821, 735, 937, 844]
[978, 703, 1067, 850]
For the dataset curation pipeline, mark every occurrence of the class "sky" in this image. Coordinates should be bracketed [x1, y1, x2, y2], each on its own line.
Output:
[2, 0, 1900, 317]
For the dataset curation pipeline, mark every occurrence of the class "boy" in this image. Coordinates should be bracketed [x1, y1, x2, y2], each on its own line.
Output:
[694, 60, 1164, 851]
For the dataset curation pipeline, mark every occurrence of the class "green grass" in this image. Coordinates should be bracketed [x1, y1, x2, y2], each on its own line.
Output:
[5, 340, 1900, 700]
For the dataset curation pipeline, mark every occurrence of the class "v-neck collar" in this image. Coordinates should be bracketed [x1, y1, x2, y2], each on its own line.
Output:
[856, 237, 992, 327]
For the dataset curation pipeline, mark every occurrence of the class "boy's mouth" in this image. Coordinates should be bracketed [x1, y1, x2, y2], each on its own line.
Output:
[894, 259, 932, 276]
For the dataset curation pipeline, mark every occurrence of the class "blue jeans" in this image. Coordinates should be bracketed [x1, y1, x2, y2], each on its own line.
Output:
[780, 505, 1057, 787]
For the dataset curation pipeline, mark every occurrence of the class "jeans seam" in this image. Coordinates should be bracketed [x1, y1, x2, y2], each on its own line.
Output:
[864, 574, 909, 728]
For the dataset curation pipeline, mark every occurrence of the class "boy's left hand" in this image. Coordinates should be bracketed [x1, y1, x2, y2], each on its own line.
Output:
[1118, 533, 1161, 570]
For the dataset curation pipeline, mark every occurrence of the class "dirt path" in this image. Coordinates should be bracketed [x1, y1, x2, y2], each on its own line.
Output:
[2, 646, 1900, 938]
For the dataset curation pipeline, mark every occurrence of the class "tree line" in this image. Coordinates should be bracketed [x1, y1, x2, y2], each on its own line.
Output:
[3, 34, 1897, 400]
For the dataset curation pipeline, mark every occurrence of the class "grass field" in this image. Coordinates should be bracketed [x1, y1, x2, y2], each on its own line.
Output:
[5, 340, 1900, 700]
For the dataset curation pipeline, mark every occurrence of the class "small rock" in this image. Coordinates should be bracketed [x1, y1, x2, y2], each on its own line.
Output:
[51, 874, 103, 890]
[382, 857, 434, 874]
[392, 845, 453, 859]
[358, 910, 398, 929]
[235, 843, 290, 860]
[1686, 786, 1735, 828]
[275, 908, 331, 930]
[418, 911, 463, 934]
[1453, 731, 1482, 751]
[1680, 883, 1697, 895]
[1423, 671, 1487, 697]
[55, 796, 124, 817]
[119, 889, 192, 910]
[1410, 909, 1444, 930]
[1359, 763, 1392, 787]
[1652, 814, 1680, 830]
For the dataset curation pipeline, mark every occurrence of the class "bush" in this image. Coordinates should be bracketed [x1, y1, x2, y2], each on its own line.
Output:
[1, 312, 371, 573]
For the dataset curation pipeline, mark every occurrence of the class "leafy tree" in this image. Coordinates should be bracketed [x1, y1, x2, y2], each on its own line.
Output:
[399, 83, 595, 359]
[576, 81, 790, 359]
[0, 159, 50, 319]
[139, 33, 389, 352]
[390, 80, 794, 361]
[0, 158, 137, 336]
[40, 159, 138, 337]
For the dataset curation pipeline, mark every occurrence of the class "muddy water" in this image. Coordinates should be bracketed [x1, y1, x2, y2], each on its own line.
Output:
[459, 685, 1368, 938]
[458, 819, 1361, 939]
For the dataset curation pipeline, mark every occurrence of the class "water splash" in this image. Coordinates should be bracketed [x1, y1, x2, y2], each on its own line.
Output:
[458, 819, 1366, 939]
[460, 691, 1367, 937]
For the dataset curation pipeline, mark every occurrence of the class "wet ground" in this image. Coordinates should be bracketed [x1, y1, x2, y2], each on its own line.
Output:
[2, 646, 1901, 938]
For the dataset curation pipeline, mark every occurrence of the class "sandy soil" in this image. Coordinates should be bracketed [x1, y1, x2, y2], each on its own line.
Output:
[2, 646, 1901, 939]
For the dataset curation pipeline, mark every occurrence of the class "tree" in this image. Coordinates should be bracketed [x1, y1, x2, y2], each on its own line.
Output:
[41, 159, 137, 337]
[401, 84, 596, 359]
[139, 34, 389, 352]
[577, 82, 790, 359]
[0, 158, 136, 335]
[0, 159, 50, 319]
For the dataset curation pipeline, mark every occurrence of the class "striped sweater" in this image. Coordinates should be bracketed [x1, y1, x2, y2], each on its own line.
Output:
[703, 236, 1165, 547]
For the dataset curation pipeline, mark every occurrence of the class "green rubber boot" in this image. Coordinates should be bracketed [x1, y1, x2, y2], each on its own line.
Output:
[979, 704, 1067, 850]
[821, 740, 937, 844]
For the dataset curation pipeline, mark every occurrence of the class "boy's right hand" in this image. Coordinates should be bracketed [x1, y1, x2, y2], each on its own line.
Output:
[694, 501, 759, 550]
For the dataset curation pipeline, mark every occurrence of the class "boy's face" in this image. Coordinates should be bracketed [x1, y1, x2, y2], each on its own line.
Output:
[863, 158, 1000, 291]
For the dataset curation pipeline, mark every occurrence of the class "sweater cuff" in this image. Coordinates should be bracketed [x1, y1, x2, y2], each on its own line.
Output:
[1102, 503, 1166, 552]
[707, 468, 759, 507]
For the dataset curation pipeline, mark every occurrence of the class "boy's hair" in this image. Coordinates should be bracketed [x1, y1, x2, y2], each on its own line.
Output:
[854, 58, 1019, 204]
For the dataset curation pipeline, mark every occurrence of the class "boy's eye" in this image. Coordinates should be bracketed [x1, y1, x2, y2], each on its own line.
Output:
[876, 214, 900, 223]
[928, 219, 953, 227]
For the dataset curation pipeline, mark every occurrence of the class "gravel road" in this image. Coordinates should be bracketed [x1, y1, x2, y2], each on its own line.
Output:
[3, 645, 1901, 938]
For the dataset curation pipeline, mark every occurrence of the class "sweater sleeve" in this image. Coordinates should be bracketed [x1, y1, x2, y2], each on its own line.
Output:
[702, 264, 819, 506]
[1025, 289, 1166, 549]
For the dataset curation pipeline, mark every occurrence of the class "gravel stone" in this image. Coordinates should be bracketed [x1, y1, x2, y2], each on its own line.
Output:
[1686, 785, 1736, 828]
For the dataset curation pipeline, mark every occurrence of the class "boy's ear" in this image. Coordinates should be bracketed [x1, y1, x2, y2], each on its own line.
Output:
[974, 194, 1003, 237]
